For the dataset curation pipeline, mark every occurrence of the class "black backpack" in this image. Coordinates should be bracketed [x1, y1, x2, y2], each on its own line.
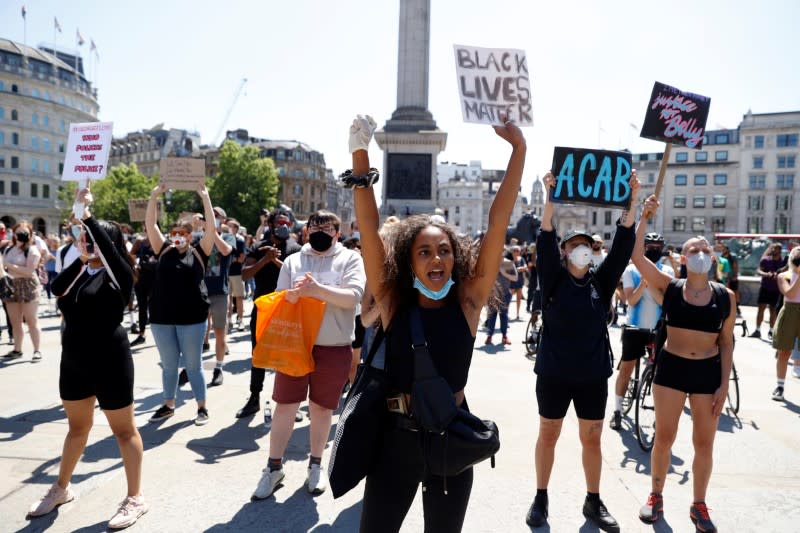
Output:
[654, 279, 731, 355]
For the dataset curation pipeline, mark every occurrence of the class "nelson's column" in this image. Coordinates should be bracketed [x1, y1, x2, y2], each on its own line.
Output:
[375, 0, 447, 217]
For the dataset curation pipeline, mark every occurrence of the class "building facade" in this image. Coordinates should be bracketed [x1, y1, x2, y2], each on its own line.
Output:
[108, 126, 201, 176]
[0, 38, 98, 235]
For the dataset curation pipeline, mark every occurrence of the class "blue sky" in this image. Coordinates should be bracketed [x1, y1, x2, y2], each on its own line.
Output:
[5, 0, 799, 197]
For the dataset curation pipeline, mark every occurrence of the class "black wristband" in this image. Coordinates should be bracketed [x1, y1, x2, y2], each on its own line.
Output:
[339, 168, 380, 189]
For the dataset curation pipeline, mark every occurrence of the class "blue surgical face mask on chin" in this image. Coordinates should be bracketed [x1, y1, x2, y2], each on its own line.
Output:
[413, 275, 455, 301]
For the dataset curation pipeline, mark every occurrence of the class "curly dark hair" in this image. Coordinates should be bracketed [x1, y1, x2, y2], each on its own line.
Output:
[384, 215, 477, 310]
[95, 219, 139, 285]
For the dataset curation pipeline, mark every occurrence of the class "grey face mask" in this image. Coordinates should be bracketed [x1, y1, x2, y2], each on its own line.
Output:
[687, 251, 712, 273]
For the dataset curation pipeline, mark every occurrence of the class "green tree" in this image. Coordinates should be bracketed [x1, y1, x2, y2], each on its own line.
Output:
[208, 140, 279, 232]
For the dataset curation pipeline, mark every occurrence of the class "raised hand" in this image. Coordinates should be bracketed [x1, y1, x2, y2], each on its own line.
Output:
[642, 194, 660, 219]
[349, 114, 377, 154]
[492, 113, 526, 148]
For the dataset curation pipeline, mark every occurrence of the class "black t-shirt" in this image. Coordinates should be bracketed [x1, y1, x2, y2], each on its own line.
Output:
[149, 244, 209, 325]
[247, 238, 301, 299]
[228, 235, 246, 276]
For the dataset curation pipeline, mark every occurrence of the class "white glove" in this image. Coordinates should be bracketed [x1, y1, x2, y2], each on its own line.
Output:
[348, 114, 377, 154]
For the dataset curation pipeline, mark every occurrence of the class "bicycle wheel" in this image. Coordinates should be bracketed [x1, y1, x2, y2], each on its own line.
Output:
[635, 366, 657, 452]
[524, 316, 539, 357]
[727, 362, 740, 414]
[621, 377, 636, 415]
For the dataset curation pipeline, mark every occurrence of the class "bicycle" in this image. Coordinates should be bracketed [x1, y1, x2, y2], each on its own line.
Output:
[524, 311, 541, 360]
[618, 327, 658, 452]
[727, 361, 739, 414]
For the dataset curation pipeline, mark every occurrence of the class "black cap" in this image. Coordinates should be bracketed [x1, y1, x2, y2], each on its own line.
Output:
[560, 229, 594, 248]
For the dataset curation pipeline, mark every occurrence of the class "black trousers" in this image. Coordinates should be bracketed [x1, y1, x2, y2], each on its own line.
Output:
[249, 307, 266, 394]
[134, 270, 154, 334]
[359, 422, 473, 533]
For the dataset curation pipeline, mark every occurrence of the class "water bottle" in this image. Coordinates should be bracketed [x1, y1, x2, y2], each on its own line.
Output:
[263, 403, 272, 429]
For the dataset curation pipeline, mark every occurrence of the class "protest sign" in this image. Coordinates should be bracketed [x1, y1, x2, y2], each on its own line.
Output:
[640, 81, 710, 149]
[159, 157, 206, 190]
[61, 122, 113, 181]
[127, 199, 160, 222]
[550, 147, 633, 209]
[453, 44, 532, 126]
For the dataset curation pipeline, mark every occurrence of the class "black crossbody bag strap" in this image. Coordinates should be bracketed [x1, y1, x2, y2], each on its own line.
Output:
[364, 326, 385, 369]
[409, 307, 438, 380]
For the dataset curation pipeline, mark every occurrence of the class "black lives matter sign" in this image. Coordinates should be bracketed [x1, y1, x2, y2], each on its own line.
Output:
[453, 45, 532, 126]
[640, 81, 711, 149]
[550, 147, 633, 209]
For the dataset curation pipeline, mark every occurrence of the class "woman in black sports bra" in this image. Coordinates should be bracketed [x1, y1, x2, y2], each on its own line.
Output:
[348, 113, 526, 533]
[632, 195, 736, 533]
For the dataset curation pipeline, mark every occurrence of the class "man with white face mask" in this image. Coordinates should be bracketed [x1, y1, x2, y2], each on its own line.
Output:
[525, 170, 639, 532]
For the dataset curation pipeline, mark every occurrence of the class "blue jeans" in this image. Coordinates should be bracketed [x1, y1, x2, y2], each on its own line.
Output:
[487, 291, 512, 337]
[151, 322, 207, 403]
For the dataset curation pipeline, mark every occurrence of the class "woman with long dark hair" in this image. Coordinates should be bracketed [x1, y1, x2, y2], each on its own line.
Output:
[0, 221, 42, 361]
[349, 114, 525, 532]
[27, 188, 147, 529]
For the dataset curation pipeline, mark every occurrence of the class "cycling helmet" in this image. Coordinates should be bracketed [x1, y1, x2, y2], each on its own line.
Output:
[644, 232, 665, 245]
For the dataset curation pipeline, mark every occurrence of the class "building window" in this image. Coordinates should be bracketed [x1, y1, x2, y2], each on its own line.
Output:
[43, 184, 50, 198]
[43, 138, 50, 151]
[30, 183, 38, 197]
[455, 206, 461, 214]
[0, 131, 4, 145]
[712, 195, 726, 208]
[59, 142, 65, 153]
[276, 149, 286, 160]
[695, 151, 708, 162]
[31, 158, 38, 172]
[713, 173, 727, 185]
[60, 119, 65, 132]
[714, 151, 728, 161]
[43, 115, 49, 127]
[775, 214, 791, 234]
[673, 195, 686, 208]
[715, 133, 729, 144]
[749, 175, 766, 189]
[12, 132, 19, 145]
[0, 181, 4, 194]
[754, 135, 764, 149]
[776, 195, 792, 211]
[777, 155, 796, 168]
[42, 159, 49, 172]
[0, 156, 4, 168]
[694, 174, 707, 186]
[292, 184, 303, 195]
[648, 172, 654, 184]
[11, 110, 18, 121]
[11, 181, 19, 196]
[776, 174, 794, 189]
[776, 134, 799, 147]
[592, 212, 597, 225]
[293, 169, 302, 178]
[672, 217, 686, 232]
[753, 156, 763, 169]
[31, 136, 38, 149]
[0, 106, 3, 119]
[32, 113, 39, 125]
[604, 211, 612, 225]
[711, 217, 725, 232]
[691, 217, 705, 231]
[748, 195, 764, 210]
[693, 195, 706, 208]
[675, 174, 687, 186]
[11, 156, 18, 169]
[675, 152, 688, 162]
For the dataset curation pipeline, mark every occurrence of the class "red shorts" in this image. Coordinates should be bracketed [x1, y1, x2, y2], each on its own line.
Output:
[272, 344, 352, 410]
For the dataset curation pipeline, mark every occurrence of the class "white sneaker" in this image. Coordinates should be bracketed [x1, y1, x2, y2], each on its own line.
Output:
[108, 495, 148, 529]
[306, 464, 327, 495]
[252, 468, 285, 500]
[28, 482, 75, 517]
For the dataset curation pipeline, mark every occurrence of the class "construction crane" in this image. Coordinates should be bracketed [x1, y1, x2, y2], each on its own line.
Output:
[213, 77, 248, 146]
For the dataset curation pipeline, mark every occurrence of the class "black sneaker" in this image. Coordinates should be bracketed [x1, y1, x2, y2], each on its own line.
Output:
[749, 330, 761, 338]
[195, 407, 210, 426]
[178, 368, 189, 387]
[236, 395, 260, 418]
[583, 497, 620, 533]
[3, 350, 23, 360]
[525, 494, 548, 527]
[130, 323, 139, 334]
[202, 342, 210, 352]
[609, 410, 622, 431]
[689, 502, 717, 533]
[149, 405, 175, 423]
[209, 368, 224, 387]
[130, 335, 146, 347]
[772, 386, 785, 401]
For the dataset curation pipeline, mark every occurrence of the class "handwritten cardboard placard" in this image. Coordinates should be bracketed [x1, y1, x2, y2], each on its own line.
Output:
[550, 147, 632, 209]
[640, 81, 710, 149]
[453, 44, 532, 126]
[127, 199, 160, 222]
[159, 157, 206, 190]
[61, 121, 113, 181]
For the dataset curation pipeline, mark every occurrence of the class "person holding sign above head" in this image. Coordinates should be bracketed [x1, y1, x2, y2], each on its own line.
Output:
[526, 170, 639, 532]
[145, 183, 216, 426]
[632, 195, 735, 533]
[347, 114, 525, 532]
[28, 187, 147, 529]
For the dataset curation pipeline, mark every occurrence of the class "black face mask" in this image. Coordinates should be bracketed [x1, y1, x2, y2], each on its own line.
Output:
[792, 256, 800, 267]
[308, 231, 334, 252]
[645, 248, 662, 263]
[15, 231, 30, 243]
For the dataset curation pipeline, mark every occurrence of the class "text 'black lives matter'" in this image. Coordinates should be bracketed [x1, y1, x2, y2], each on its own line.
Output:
[640, 81, 711, 149]
[550, 147, 633, 209]
[453, 45, 532, 126]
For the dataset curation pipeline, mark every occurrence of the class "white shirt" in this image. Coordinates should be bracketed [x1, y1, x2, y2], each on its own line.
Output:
[622, 262, 675, 329]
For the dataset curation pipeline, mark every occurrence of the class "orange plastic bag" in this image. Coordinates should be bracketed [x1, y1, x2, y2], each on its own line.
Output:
[252, 291, 326, 376]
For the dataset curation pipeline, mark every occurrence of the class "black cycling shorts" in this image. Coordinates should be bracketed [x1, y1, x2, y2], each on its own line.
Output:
[620, 327, 654, 362]
[653, 349, 721, 395]
[352, 314, 365, 349]
[536, 375, 608, 420]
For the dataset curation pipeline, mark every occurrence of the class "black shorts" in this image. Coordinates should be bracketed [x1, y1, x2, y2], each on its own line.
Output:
[758, 287, 780, 307]
[620, 327, 654, 362]
[653, 349, 721, 394]
[352, 314, 365, 349]
[536, 375, 608, 420]
[59, 328, 134, 410]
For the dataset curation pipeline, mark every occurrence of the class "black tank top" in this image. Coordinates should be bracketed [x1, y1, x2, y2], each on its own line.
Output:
[385, 298, 475, 394]
[664, 280, 726, 333]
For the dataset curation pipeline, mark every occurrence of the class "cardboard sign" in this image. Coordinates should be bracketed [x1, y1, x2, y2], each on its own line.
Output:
[159, 157, 206, 190]
[453, 44, 532, 126]
[127, 199, 161, 222]
[640, 81, 710, 149]
[61, 121, 113, 181]
[550, 147, 633, 209]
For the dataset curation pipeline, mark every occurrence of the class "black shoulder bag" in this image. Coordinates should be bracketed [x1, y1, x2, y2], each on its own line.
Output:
[328, 327, 387, 499]
[409, 307, 500, 479]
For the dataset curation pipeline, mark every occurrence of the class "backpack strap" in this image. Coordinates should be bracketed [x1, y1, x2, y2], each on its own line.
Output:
[60, 242, 72, 264]
[710, 281, 731, 328]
